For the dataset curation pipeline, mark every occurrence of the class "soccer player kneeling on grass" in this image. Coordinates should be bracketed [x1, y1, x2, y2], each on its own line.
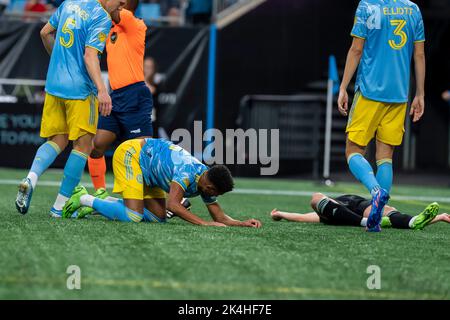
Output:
[271, 193, 450, 230]
[62, 138, 262, 228]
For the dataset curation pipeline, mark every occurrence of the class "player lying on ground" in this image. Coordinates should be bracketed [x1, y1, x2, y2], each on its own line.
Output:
[62, 138, 262, 228]
[271, 193, 450, 230]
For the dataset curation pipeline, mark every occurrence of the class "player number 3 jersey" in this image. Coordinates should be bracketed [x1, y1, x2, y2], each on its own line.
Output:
[351, 0, 425, 103]
[45, 0, 112, 100]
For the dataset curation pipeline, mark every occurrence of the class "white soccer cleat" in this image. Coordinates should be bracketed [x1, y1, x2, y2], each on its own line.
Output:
[15, 178, 34, 214]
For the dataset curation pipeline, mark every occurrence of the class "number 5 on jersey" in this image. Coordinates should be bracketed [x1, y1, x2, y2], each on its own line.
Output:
[60, 18, 76, 48]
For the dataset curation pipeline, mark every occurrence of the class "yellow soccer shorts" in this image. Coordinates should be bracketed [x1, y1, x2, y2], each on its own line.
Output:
[40, 93, 98, 141]
[346, 92, 407, 147]
[112, 139, 167, 200]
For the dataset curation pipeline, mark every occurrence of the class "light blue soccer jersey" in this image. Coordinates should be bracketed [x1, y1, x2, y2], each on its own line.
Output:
[139, 139, 217, 204]
[351, 0, 425, 103]
[45, 0, 111, 99]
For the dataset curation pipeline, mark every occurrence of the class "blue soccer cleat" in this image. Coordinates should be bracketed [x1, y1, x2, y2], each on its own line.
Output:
[15, 178, 34, 214]
[49, 207, 62, 218]
[367, 188, 390, 232]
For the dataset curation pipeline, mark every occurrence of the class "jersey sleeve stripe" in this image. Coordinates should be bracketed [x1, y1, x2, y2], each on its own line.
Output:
[49, 21, 58, 29]
[172, 180, 186, 192]
[350, 33, 366, 40]
[85, 45, 104, 53]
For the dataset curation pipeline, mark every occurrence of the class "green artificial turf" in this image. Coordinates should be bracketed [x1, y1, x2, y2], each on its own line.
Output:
[0, 168, 449, 299]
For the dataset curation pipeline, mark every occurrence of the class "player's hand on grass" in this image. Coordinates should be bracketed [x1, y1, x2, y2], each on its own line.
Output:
[98, 90, 112, 117]
[241, 219, 262, 228]
[437, 213, 450, 223]
[410, 95, 425, 122]
[270, 209, 282, 221]
[338, 89, 349, 116]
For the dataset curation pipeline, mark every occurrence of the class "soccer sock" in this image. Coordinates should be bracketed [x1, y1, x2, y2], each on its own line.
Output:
[88, 156, 106, 190]
[348, 153, 381, 196]
[408, 216, 419, 228]
[376, 159, 393, 193]
[80, 194, 95, 207]
[360, 218, 368, 227]
[387, 211, 413, 229]
[53, 150, 88, 210]
[90, 197, 143, 222]
[53, 194, 69, 212]
[105, 196, 121, 202]
[90, 196, 165, 223]
[143, 208, 166, 223]
[80, 195, 159, 223]
[27, 141, 61, 189]
[316, 198, 364, 226]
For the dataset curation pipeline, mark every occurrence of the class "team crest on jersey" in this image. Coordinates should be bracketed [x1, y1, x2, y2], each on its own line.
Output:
[111, 32, 118, 43]
[98, 32, 107, 43]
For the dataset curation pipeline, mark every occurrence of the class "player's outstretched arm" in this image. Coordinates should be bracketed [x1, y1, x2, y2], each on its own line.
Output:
[84, 47, 112, 117]
[429, 213, 450, 225]
[206, 202, 262, 228]
[410, 41, 426, 122]
[167, 182, 225, 227]
[338, 37, 365, 116]
[40, 23, 56, 55]
[270, 209, 320, 223]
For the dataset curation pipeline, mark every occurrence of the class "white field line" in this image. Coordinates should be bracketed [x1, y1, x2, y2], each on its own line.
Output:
[1, 178, 450, 204]
[0, 275, 447, 300]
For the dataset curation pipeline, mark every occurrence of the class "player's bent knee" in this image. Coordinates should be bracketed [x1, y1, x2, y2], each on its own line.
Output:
[92, 138, 113, 155]
[73, 134, 94, 154]
[48, 135, 69, 151]
[90, 147, 106, 159]
[345, 139, 366, 158]
[311, 193, 325, 210]
[384, 205, 396, 214]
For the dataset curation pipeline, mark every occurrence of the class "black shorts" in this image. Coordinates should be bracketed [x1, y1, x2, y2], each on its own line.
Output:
[332, 195, 371, 216]
[98, 81, 153, 140]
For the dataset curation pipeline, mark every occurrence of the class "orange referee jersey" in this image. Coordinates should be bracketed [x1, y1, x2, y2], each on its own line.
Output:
[106, 9, 146, 91]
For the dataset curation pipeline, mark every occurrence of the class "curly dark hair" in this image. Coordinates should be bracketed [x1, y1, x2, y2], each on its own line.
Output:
[206, 165, 234, 194]
[126, 0, 139, 13]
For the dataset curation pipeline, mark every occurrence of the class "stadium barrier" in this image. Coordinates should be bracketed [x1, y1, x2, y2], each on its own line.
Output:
[237, 94, 322, 178]
[0, 102, 71, 168]
[0, 78, 46, 104]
